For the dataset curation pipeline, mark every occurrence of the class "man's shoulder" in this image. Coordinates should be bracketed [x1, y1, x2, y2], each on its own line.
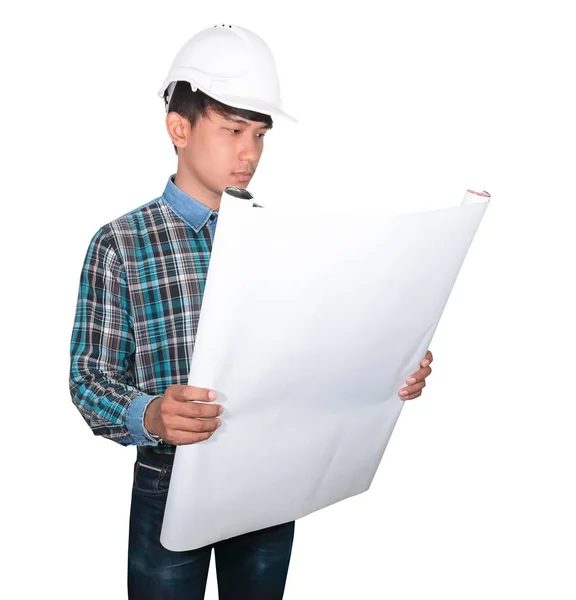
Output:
[110, 196, 165, 230]
[87, 195, 170, 256]
[97, 195, 171, 238]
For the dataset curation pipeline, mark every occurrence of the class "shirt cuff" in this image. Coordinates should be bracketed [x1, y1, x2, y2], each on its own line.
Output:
[126, 393, 163, 445]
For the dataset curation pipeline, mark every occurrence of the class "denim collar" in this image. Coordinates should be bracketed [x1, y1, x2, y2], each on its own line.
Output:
[161, 173, 218, 233]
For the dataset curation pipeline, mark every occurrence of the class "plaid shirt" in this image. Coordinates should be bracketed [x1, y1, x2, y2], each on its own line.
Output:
[69, 173, 260, 457]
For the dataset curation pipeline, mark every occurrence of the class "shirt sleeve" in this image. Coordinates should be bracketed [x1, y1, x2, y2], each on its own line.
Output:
[69, 226, 162, 447]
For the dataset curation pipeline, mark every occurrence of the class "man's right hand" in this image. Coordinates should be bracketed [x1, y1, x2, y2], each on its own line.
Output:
[143, 384, 223, 445]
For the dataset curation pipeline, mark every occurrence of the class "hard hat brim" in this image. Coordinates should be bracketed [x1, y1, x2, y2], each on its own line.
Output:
[207, 91, 298, 124]
[158, 80, 297, 124]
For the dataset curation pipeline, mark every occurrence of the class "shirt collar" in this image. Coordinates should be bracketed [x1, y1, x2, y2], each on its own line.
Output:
[161, 173, 218, 233]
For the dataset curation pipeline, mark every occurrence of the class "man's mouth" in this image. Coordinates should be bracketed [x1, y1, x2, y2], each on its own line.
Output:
[232, 172, 252, 181]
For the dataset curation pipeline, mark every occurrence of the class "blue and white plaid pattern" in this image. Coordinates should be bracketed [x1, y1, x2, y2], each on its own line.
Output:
[69, 174, 258, 456]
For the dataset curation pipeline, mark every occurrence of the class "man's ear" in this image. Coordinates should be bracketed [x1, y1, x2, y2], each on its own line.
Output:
[166, 112, 188, 151]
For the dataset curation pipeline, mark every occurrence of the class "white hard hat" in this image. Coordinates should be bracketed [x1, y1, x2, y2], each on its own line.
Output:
[158, 24, 297, 123]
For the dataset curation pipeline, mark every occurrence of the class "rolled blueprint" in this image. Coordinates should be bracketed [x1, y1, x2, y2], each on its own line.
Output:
[462, 189, 491, 205]
[160, 188, 491, 551]
[221, 184, 255, 204]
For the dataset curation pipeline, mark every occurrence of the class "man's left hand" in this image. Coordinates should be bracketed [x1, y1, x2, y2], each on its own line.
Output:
[398, 350, 433, 401]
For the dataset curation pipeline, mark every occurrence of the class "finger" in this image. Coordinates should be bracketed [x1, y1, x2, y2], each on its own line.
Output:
[171, 384, 217, 402]
[401, 391, 422, 401]
[399, 380, 426, 397]
[406, 366, 432, 384]
[171, 431, 214, 445]
[172, 415, 222, 433]
[421, 350, 433, 368]
[182, 402, 223, 419]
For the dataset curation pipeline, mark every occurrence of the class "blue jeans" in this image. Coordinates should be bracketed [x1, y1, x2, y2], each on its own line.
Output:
[128, 448, 295, 599]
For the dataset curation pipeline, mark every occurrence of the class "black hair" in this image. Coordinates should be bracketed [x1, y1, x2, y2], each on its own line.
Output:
[164, 81, 274, 155]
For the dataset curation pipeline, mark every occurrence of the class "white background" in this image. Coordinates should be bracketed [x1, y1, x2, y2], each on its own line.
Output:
[1, 0, 574, 598]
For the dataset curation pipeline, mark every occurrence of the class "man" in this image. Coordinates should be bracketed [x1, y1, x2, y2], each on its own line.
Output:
[69, 24, 433, 600]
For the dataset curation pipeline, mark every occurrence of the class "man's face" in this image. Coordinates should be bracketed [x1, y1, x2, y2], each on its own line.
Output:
[178, 107, 269, 197]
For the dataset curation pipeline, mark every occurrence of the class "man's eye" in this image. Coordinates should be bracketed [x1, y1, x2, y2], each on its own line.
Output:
[225, 128, 265, 138]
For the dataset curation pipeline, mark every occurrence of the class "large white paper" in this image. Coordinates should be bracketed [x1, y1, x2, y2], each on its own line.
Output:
[160, 189, 490, 551]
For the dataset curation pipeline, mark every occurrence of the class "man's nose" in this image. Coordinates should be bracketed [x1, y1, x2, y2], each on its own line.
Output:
[238, 135, 259, 162]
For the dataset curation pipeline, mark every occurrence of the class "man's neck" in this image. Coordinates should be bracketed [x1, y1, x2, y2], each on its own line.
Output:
[174, 168, 221, 211]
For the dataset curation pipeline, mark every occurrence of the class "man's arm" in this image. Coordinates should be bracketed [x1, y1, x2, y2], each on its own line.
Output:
[69, 226, 161, 446]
